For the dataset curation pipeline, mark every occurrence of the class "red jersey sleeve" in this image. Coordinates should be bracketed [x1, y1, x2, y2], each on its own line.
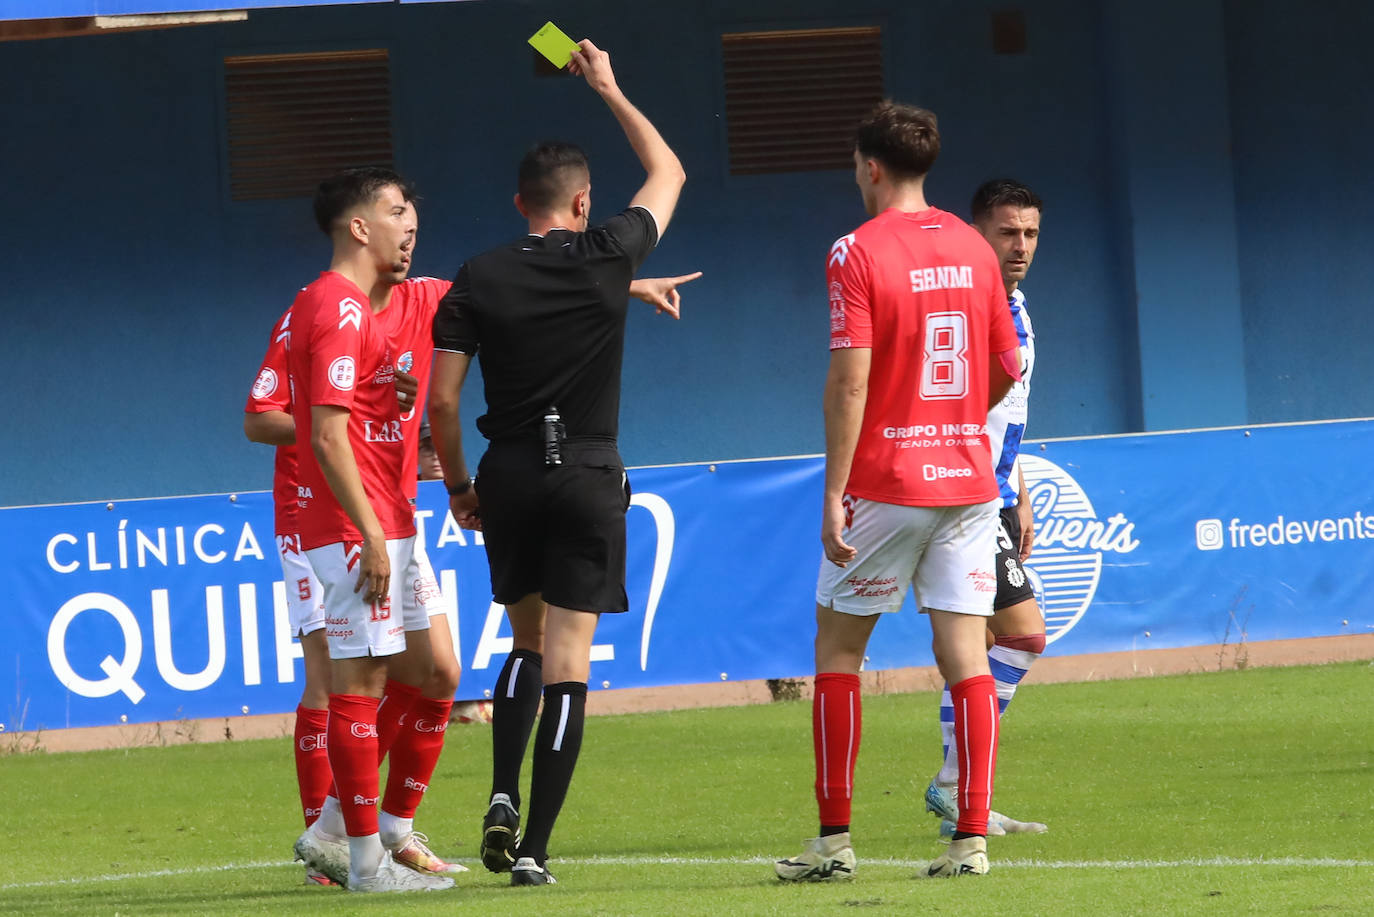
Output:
[307, 292, 368, 409]
[411, 277, 453, 317]
[827, 232, 872, 350]
[245, 310, 292, 414]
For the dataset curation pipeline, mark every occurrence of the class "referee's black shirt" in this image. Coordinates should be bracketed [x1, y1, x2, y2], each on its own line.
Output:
[432, 206, 658, 443]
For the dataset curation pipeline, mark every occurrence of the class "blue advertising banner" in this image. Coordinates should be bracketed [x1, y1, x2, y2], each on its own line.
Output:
[0, 1, 375, 23]
[4, 419, 1371, 732]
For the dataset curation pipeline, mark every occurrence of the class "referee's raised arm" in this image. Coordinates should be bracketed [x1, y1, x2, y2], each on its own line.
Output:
[568, 39, 685, 234]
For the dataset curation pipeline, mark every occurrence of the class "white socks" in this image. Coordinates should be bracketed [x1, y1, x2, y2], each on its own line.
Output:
[378, 811, 413, 850]
[347, 832, 385, 883]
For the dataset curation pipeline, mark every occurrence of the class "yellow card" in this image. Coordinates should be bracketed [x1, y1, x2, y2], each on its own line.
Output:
[528, 21, 581, 69]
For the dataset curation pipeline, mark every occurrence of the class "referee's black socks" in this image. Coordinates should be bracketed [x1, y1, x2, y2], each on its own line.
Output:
[491, 649, 543, 812]
[518, 681, 588, 866]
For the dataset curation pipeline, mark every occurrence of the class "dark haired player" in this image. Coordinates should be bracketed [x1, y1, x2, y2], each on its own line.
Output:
[774, 101, 1020, 881]
[428, 38, 686, 887]
[247, 199, 468, 888]
[924, 179, 1049, 839]
[278, 168, 453, 893]
[251, 180, 692, 889]
[244, 315, 335, 885]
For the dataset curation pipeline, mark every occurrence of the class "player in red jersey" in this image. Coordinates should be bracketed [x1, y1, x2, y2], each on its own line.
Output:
[249, 195, 469, 889]
[775, 102, 1021, 882]
[243, 312, 338, 885]
[277, 167, 453, 894]
[252, 177, 698, 890]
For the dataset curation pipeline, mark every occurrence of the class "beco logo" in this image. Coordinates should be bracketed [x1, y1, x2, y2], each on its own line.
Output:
[1021, 454, 1140, 643]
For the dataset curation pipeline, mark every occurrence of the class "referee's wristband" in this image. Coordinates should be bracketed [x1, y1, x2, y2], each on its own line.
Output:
[445, 478, 473, 496]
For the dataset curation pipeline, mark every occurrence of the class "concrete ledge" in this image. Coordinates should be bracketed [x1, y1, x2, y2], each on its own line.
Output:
[11, 634, 1370, 754]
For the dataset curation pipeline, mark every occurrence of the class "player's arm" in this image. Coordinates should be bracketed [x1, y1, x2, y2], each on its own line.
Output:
[986, 271, 1022, 407]
[311, 405, 389, 603]
[245, 318, 293, 443]
[428, 351, 479, 530]
[628, 271, 702, 319]
[569, 40, 685, 234]
[1015, 462, 1034, 561]
[821, 347, 870, 567]
[243, 410, 294, 446]
[989, 348, 1019, 407]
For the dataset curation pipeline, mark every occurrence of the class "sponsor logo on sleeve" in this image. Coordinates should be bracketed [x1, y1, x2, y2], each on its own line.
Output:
[328, 356, 356, 391]
[251, 367, 278, 399]
[829, 282, 846, 333]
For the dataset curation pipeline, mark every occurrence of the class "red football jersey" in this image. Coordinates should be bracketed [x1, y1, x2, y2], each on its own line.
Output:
[827, 207, 1019, 506]
[376, 276, 451, 498]
[286, 272, 415, 550]
[245, 308, 298, 536]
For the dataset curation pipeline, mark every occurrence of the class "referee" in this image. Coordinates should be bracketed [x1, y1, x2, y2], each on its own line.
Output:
[427, 38, 685, 887]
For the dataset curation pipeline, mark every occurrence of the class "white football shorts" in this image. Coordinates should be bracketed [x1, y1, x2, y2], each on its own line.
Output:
[306, 535, 428, 660]
[816, 495, 1001, 616]
[278, 534, 325, 637]
[404, 537, 446, 629]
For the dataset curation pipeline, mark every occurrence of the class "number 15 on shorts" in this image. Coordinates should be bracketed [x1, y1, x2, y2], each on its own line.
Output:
[370, 596, 392, 622]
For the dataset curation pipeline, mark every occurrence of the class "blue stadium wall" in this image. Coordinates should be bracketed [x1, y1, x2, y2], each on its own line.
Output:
[0, 0, 1368, 507]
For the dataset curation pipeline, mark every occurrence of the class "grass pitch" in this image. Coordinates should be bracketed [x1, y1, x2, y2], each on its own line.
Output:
[1, 662, 1370, 916]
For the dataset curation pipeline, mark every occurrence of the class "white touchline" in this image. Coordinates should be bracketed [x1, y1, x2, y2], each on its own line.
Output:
[1, 855, 1369, 890]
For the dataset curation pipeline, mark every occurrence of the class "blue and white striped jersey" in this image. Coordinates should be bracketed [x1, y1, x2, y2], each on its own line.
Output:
[986, 289, 1035, 508]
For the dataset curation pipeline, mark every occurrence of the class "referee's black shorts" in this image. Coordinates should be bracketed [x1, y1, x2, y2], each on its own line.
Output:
[475, 438, 631, 614]
[994, 504, 1037, 610]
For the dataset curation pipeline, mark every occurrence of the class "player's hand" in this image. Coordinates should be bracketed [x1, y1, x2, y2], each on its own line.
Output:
[1016, 498, 1035, 562]
[629, 272, 702, 320]
[394, 370, 419, 413]
[355, 534, 391, 605]
[568, 40, 618, 95]
[821, 495, 858, 567]
[450, 490, 482, 532]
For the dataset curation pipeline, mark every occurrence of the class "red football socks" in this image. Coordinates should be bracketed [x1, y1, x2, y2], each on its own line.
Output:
[327, 693, 382, 838]
[381, 696, 453, 819]
[292, 704, 332, 827]
[951, 674, 1000, 836]
[375, 679, 423, 762]
[813, 672, 862, 829]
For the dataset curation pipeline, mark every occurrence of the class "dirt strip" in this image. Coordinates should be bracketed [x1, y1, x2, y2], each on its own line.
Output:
[11, 633, 1370, 754]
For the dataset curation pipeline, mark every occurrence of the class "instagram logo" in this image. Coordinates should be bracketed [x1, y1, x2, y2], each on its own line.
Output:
[1195, 519, 1225, 551]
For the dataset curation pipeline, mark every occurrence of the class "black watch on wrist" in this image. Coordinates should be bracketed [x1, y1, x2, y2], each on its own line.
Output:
[446, 478, 473, 496]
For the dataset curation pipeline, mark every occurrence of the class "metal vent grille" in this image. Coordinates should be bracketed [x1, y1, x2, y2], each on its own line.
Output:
[224, 49, 393, 201]
[722, 26, 884, 175]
